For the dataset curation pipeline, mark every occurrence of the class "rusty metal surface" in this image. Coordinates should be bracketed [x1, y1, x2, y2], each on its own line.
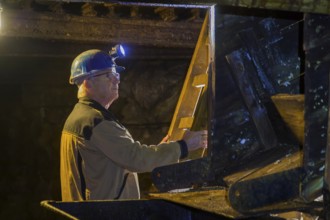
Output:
[150, 10, 306, 218]
[210, 6, 301, 180]
[152, 157, 211, 192]
[216, 0, 330, 15]
[324, 188, 330, 219]
[226, 151, 305, 213]
[41, 199, 226, 220]
[223, 151, 303, 186]
[228, 168, 303, 213]
[226, 48, 278, 151]
[151, 151, 313, 218]
[113, 0, 330, 15]
[149, 187, 240, 219]
[150, 9, 330, 216]
[302, 13, 330, 202]
[151, 6, 302, 195]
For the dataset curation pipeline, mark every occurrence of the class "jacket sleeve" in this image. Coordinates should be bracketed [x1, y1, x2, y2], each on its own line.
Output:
[89, 120, 181, 172]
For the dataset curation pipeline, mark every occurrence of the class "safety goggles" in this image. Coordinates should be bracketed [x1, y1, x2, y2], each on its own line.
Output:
[92, 67, 119, 80]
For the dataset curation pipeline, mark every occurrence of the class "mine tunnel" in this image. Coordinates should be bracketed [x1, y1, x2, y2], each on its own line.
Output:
[1, 0, 330, 219]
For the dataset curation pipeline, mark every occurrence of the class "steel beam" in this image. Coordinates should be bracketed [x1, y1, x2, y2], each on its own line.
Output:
[113, 0, 330, 15]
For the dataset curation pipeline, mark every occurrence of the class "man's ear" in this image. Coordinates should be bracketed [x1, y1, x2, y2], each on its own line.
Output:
[83, 78, 93, 89]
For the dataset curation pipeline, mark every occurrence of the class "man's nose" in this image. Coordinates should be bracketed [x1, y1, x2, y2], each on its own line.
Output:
[113, 72, 120, 82]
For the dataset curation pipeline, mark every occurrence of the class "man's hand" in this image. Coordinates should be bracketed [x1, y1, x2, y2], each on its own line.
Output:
[159, 134, 170, 144]
[183, 130, 208, 152]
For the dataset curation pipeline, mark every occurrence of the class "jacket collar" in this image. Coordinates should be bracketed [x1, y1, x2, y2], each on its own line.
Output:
[78, 97, 107, 113]
[78, 97, 123, 126]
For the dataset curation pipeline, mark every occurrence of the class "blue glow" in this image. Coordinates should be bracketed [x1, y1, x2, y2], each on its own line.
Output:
[119, 45, 125, 57]
[110, 44, 125, 58]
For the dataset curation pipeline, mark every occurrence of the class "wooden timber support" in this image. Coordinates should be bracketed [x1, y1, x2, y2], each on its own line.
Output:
[0, 9, 202, 48]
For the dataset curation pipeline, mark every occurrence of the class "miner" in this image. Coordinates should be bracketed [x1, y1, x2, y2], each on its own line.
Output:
[60, 46, 207, 201]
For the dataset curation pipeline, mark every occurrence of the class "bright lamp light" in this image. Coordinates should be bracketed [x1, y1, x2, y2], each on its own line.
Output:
[109, 44, 125, 60]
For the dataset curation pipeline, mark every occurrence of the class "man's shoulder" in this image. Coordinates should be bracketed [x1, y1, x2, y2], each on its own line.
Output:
[72, 102, 104, 122]
[63, 103, 105, 139]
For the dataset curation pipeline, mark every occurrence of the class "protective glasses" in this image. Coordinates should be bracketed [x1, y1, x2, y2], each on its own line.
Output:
[92, 68, 120, 80]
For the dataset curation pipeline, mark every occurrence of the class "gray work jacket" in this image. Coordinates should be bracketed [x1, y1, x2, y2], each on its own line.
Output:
[60, 97, 184, 201]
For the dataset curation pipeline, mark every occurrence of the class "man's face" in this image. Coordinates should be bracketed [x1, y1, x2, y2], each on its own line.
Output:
[89, 68, 120, 107]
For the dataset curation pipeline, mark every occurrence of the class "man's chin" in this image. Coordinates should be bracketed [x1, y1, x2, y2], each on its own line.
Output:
[112, 94, 119, 101]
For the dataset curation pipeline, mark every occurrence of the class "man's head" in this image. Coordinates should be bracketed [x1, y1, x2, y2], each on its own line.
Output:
[70, 49, 124, 85]
[70, 49, 125, 108]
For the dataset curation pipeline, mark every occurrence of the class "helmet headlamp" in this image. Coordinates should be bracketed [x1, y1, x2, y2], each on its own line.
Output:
[110, 44, 125, 60]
